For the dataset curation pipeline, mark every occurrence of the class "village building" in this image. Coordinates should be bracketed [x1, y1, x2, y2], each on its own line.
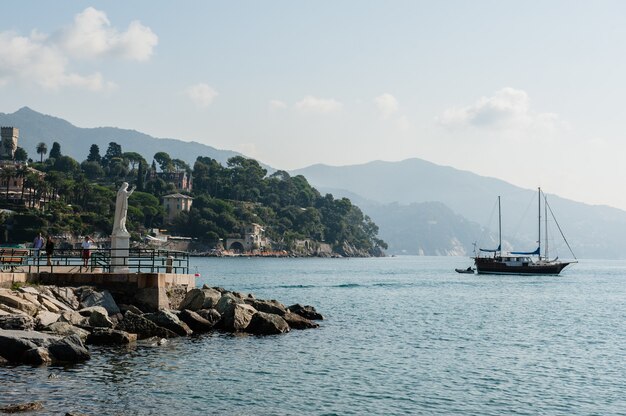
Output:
[225, 223, 269, 253]
[162, 193, 193, 223]
[149, 170, 192, 192]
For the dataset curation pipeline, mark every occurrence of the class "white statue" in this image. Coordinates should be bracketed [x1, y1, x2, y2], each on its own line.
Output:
[112, 182, 136, 236]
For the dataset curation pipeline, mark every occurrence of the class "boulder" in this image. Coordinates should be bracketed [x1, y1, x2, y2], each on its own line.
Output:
[0, 292, 38, 316]
[245, 299, 287, 316]
[179, 309, 215, 332]
[282, 311, 320, 329]
[0, 303, 28, 316]
[79, 289, 120, 315]
[246, 311, 290, 335]
[37, 290, 73, 312]
[178, 288, 204, 311]
[79, 306, 108, 317]
[51, 287, 80, 310]
[89, 311, 115, 328]
[201, 288, 222, 309]
[287, 304, 324, 320]
[47, 322, 90, 343]
[144, 310, 193, 336]
[0, 314, 35, 330]
[47, 334, 91, 363]
[36, 310, 61, 328]
[0, 332, 38, 362]
[19, 292, 42, 308]
[196, 309, 221, 326]
[17, 286, 40, 296]
[0, 402, 44, 413]
[86, 328, 137, 345]
[38, 294, 73, 312]
[214, 293, 243, 316]
[58, 311, 89, 327]
[22, 347, 52, 365]
[219, 303, 257, 332]
[117, 311, 178, 339]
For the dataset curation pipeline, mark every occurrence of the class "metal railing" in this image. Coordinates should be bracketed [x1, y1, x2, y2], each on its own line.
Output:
[0, 247, 189, 274]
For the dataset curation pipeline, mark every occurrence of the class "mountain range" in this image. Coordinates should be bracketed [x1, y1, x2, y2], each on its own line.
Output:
[0, 107, 242, 166]
[2, 107, 624, 259]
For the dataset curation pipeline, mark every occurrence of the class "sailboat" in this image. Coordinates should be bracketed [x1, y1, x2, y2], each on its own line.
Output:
[473, 188, 577, 275]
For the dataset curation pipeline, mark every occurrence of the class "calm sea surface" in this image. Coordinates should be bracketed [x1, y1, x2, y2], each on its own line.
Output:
[1, 256, 625, 415]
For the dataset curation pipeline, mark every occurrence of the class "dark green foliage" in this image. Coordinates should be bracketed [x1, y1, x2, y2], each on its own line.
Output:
[87, 144, 101, 163]
[14, 147, 27, 162]
[0, 146, 385, 253]
[49, 142, 62, 159]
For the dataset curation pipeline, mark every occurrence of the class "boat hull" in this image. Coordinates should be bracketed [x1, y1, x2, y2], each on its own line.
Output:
[474, 258, 571, 275]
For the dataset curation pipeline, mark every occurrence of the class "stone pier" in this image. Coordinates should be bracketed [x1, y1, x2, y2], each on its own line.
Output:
[0, 271, 195, 311]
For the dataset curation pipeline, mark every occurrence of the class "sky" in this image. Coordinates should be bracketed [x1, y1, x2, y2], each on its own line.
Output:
[1, 1, 626, 210]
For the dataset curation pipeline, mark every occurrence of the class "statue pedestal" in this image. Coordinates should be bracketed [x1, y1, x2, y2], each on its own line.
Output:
[111, 233, 130, 272]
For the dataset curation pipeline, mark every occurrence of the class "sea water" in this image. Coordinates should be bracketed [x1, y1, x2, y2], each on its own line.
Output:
[1, 256, 625, 415]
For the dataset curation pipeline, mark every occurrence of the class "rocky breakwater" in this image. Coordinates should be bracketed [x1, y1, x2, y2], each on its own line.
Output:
[0, 284, 322, 367]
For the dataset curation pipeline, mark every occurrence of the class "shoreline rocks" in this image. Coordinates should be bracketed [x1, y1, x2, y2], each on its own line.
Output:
[0, 283, 323, 367]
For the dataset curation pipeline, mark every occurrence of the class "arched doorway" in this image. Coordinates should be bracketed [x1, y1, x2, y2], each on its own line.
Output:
[229, 241, 244, 253]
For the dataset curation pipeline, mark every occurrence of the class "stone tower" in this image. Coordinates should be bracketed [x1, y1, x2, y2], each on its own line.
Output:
[0, 127, 18, 159]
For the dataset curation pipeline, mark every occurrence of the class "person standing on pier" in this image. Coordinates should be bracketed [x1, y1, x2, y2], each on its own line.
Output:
[81, 236, 93, 268]
[45, 236, 54, 266]
[33, 233, 44, 262]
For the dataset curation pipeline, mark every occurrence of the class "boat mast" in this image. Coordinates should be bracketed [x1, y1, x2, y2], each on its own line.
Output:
[538, 187, 541, 260]
[543, 194, 550, 260]
[498, 195, 502, 257]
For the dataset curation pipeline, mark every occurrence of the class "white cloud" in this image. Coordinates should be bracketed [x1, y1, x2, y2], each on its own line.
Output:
[0, 7, 155, 91]
[0, 31, 114, 91]
[374, 93, 399, 119]
[269, 99, 287, 110]
[437, 87, 559, 130]
[58, 7, 157, 61]
[295, 96, 342, 113]
[185, 83, 218, 108]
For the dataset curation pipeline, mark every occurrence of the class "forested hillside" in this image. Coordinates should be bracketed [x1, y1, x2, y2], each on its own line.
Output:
[0, 141, 386, 257]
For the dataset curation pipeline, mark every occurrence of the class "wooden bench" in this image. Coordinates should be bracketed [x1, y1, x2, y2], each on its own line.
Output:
[0, 248, 29, 271]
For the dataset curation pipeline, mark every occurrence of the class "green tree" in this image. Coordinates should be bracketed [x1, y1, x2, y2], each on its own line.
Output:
[87, 144, 101, 163]
[49, 142, 62, 159]
[14, 147, 27, 162]
[102, 142, 122, 167]
[154, 152, 173, 172]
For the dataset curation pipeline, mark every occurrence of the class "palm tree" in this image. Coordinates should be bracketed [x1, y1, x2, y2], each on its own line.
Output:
[16, 165, 29, 203]
[0, 166, 16, 202]
[36, 142, 47, 163]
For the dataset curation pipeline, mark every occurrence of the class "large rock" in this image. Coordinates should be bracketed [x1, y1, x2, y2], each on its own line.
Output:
[86, 328, 137, 345]
[79, 289, 120, 315]
[196, 309, 221, 326]
[47, 322, 90, 343]
[219, 303, 257, 332]
[144, 310, 192, 336]
[58, 311, 89, 327]
[0, 314, 35, 330]
[89, 311, 114, 328]
[47, 334, 91, 363]
[17, 286, 40, 296]
[214, 293, 244, 316]
[245, 299, 287, 316]
[246, 312, 290, 335]
[38, 293, 73, 312]
[78, 306, 108, 317]
[287, 304, 324, 320]
[117, 311, 178, 339]
[283, 311, 320, 329]
[51, 287, 80, 310]
[179, 309, 215, 332]
[22, 347, 52, 365]
[0, 332, 38, 361]
[18, 292, 42, 309]
[0, 402, 44, 413]
[36, 310, 61, 328]
[0, 292, 38, 316]
[178, 287, 223, 311]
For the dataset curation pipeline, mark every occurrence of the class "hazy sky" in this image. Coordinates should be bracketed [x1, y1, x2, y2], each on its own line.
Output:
[2, 1, 626, 210]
